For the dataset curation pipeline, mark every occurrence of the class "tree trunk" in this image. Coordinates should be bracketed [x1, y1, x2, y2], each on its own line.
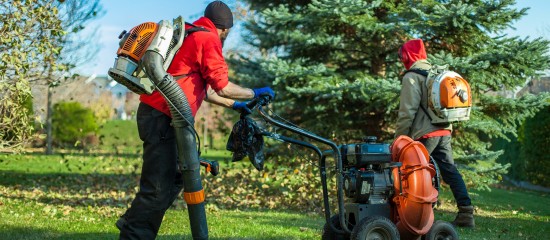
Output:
[46, 85, 53, 155]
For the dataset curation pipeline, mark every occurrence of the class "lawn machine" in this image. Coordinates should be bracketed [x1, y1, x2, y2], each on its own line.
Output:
[235, 96, 459, 240]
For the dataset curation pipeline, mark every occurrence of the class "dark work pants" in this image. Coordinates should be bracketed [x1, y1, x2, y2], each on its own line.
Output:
[119, 103, 184, 240]
[418, 136, 472, 207]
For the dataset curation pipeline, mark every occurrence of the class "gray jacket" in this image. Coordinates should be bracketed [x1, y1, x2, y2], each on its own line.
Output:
[395, 60, 452, 139]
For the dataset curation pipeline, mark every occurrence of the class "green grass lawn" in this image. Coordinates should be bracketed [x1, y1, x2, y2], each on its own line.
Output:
[1, 151, 549, 239]
[97, 120, 141, 153]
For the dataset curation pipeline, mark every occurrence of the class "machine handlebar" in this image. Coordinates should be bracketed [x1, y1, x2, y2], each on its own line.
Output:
[246, 95, 272, 111]
[246, 94, 350, 233]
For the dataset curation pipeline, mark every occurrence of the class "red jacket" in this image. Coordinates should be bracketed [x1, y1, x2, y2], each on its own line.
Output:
[140, 17, 229, 117]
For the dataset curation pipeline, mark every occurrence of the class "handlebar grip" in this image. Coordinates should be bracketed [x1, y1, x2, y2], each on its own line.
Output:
[246, 95, 272, 110]
[210, 161, 219, 176]
[246, 98, 259, 109]
[199, 159, 220, 176]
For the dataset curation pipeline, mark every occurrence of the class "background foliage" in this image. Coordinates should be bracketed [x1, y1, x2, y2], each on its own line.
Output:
[231, 0, 550, 190]
[520, 104, 550, 187]
[52, 102, 98, 148]
[0, 0, 64, 149]
[0, 0, 103, 151]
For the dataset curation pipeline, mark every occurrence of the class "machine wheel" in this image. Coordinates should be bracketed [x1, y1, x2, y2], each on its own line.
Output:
[422, 220, 459, 240]
[430, 157, 442, 209]
[322, 214, 349, 240]
[350, 215, 399, 240]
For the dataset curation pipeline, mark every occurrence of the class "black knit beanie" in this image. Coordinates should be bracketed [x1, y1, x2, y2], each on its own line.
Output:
[204, 1, 233, 29]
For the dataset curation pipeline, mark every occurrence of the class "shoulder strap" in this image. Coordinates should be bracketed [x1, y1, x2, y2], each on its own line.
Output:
[404, 68, 432, 121]
[185, 22, 209, 34]
[418, 99, 432, 121]
[404, 69, 429, 77]
[182, 22, 210, 99]
[186, 27, 209, 34]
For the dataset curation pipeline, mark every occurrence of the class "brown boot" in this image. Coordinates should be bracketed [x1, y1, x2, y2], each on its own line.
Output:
[452, 205, 475, 228]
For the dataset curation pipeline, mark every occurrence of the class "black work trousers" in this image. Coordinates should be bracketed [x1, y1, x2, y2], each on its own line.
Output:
[418, 135, 472, 207]
[119, 103, 184, 240]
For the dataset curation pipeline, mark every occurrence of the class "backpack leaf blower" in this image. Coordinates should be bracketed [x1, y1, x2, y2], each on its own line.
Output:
[108, 17, 209, 240]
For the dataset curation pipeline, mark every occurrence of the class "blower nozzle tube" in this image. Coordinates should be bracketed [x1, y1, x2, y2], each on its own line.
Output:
[142, 51, 208, 240]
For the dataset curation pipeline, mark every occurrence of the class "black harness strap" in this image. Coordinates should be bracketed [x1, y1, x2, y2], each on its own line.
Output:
[181, 22, 211, 99]
[404, 68, 433, 121]
[185, 22, 210, 34]
[404, 69, 429, 77]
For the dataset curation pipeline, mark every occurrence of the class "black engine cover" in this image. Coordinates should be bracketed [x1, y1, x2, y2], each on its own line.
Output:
[344, 167, 394, 203]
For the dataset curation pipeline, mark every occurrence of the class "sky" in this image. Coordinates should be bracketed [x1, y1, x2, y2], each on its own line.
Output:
[77, 0, 550, 76]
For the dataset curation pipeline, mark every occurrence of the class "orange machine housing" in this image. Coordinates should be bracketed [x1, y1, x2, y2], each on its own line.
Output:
[390, 135, 414, 161]
[117, 22, 159, 62]
[391, 137, 438, 240]
[439, 75, 471, 109]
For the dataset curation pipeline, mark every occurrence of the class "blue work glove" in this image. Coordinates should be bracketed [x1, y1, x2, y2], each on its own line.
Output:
[253, 87, 275, 99]
[232, 101, 252, 114]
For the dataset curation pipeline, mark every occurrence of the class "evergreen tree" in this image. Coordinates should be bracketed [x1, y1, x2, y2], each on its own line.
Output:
[230, 0, 550, 189]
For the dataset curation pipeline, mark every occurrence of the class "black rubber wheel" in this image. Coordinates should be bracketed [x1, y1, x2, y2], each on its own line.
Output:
[351, 215, 399, 240]
[322, 214, 350, 240]
[422, 220, 459, 240]
[430, 157, 442, 209]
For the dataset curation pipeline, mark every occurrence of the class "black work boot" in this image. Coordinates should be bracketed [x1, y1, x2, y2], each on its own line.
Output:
[452, 205, 475, 228]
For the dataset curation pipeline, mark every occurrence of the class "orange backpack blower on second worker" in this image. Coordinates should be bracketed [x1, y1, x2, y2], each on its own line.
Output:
[407, 65, 472, 124]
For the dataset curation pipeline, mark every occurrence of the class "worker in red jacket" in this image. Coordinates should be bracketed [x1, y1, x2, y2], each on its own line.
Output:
[117, 1, 274, 239]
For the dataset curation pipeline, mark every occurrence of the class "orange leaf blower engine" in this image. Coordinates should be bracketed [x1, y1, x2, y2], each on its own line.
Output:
[108, 17, 185, 95]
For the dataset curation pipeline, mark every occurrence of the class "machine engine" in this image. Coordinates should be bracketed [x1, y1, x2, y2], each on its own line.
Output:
[341, 136, 394, 204]
[340, 136, 397, 224]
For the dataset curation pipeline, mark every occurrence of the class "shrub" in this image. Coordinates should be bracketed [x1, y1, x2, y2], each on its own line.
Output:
[494, 134, 524, 181]
[521, 105, 550, 187]
[52, 101, 98, 148]
[0, 84, 35, 149]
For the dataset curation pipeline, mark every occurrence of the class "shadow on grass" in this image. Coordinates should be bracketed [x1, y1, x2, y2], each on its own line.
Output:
[0, 226, 119, 240]
[0, 170, 136, 190]
[0, 170, 137, 208]
[0, 225, 315, 240]
[21, 151, 142, 159]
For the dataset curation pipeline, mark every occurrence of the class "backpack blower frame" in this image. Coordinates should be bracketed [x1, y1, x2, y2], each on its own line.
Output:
[246, 96, 459, 240]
